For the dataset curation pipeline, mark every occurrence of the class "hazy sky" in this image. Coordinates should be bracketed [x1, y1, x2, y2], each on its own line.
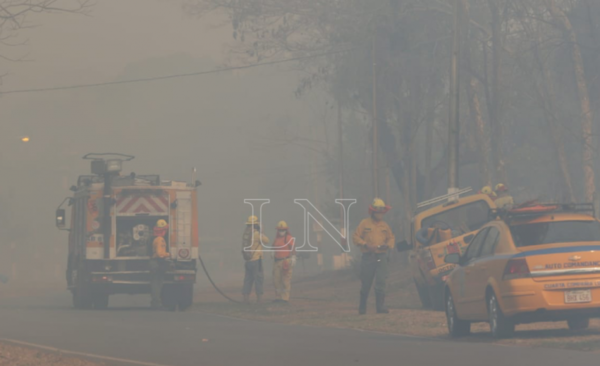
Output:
[0, 0, 332, 275]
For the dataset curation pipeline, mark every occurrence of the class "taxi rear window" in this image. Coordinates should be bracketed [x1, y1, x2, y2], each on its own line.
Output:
[509, 220, 600, 247]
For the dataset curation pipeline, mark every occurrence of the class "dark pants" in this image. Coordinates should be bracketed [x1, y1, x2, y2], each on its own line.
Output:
[360, 253, 389, 298]
[242, 259, 264, 296]
[149, 258, 167, 308]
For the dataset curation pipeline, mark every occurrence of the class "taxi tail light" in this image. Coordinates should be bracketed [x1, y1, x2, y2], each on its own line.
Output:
[503, 258, 530, 280]
[423, 249, 436, 271]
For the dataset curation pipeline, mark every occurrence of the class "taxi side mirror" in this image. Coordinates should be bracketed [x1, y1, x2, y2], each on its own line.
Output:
[444, 253, 461, 265]
[396, 240, 411, 252]
[56, 209, 66, 229]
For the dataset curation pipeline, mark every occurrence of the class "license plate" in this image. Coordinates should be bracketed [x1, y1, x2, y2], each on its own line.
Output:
[565, 290, 592, 304]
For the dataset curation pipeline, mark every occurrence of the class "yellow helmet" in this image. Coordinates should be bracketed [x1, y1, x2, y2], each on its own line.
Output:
[495, 183, 508, 192]
[481, 186, 493, 195]
[246, 215, 260, 225]
[372, 198, 386, 208]
[156, 219, 168, 228]
[276, 221, 289, 230]
[369, 198, 390, 213]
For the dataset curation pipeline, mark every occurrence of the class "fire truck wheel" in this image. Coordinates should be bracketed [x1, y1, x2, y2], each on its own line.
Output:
[178, 284, 194, 311]
[92, 293, 109, 310]
[161, 286, 178, 312]
[73, 288, 93, 310]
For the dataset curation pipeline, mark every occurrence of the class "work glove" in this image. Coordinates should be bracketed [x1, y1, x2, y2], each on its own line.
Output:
[290, 255, 297, 267]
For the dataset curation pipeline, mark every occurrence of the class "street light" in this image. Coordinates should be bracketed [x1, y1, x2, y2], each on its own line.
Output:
[21, 136, 30, 143]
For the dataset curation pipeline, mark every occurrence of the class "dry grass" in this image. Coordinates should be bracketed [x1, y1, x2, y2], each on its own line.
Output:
[193, 264, 600, 352]
[0, 342, 103, 366]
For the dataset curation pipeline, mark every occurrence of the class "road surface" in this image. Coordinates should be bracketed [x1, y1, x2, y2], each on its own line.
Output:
[0, 291, 597, 366]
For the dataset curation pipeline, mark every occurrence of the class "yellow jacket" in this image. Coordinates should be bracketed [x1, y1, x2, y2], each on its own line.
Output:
[152, 236, 170, 259]
[353, 218, 395, 253]
[248, 231, 269, 261]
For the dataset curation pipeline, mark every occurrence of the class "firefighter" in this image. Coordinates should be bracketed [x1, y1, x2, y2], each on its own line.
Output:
[494, 183, 514, 209]
[353, 198, 395, 315]
[150, 219, 170, 309]
[272, 221, 296, 303]
[242, 216, 269, 303]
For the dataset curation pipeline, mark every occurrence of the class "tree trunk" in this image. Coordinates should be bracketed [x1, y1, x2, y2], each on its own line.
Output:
[466, 77, 492, 187]
[486, 0, 508, 185]
[532, 36, 576, 202]
[546, 0, 595, 203]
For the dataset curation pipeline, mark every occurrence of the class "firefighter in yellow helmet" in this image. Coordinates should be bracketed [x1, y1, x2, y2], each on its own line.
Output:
[242, 215, 269, 303]
[494, 183, 514, 209]
[150, 219, 170, 309]
[271, 221, 296, 303]
[353, 198, 395, 314]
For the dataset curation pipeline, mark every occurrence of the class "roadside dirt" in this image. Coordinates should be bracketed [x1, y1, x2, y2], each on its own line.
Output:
[0, 342, 103, 366]
[193, 262, 600, 352]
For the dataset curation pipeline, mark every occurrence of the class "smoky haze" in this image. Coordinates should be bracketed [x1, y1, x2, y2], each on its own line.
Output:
[0, 0, 336, 284]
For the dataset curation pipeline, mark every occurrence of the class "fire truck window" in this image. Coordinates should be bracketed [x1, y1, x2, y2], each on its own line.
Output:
[116, 217, 169, 257]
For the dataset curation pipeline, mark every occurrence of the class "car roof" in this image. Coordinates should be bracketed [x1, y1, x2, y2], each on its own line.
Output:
[509, 213, 596, 226]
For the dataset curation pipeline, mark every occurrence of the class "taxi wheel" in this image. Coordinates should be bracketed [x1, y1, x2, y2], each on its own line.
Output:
[488, 293, 514, 339]
[446, 293, 470, 337]
[567, 318, 589, 331]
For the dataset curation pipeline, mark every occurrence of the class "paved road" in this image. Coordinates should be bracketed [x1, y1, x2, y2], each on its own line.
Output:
[0, 292, 597, 366]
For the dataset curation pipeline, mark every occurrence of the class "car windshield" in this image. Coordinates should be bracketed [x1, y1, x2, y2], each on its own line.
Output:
[421, 200, 491, 234]
[510, 220, 600, 247]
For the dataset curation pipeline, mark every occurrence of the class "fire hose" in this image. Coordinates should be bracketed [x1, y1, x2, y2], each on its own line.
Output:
[198, 255, 241, 304]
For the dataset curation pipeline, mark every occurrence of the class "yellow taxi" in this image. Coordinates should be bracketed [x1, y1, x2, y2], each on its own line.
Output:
[443, 203, 600, 338]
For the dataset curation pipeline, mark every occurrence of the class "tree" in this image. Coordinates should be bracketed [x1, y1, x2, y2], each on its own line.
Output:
[0, 0, 92, 70]
[185, 0, 600, 206]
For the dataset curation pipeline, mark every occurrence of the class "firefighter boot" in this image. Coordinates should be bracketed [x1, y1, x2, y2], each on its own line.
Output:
[358, 291, 368, 315]
[376, 292, 389, 314]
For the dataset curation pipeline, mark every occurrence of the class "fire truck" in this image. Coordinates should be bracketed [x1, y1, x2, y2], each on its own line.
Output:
[56, 154, 200, 310]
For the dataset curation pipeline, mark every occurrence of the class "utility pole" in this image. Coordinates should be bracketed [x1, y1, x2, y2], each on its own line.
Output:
[372, 33, 380, 199]
[448, 0, 461, 196]
[338, 102, 345, 222]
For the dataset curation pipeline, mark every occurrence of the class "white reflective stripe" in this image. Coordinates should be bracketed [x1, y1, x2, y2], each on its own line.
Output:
[531, 267, 600, 277]
[176, 191, 192, 258]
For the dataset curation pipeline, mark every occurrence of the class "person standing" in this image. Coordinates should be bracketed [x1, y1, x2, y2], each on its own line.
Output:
[271, 221, 296, 303]
[353, 198, 395, 315]
[494, 183, 514, 209]
[150, 219, 170, 309]
[242, 215, 269, 303]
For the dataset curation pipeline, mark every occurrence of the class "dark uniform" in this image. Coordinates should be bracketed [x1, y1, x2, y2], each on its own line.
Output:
[353, 216, 395, 314]
[150, 228, 170, 309]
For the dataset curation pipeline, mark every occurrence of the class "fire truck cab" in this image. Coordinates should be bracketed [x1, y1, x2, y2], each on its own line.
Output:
[56, 154, 200, 310]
